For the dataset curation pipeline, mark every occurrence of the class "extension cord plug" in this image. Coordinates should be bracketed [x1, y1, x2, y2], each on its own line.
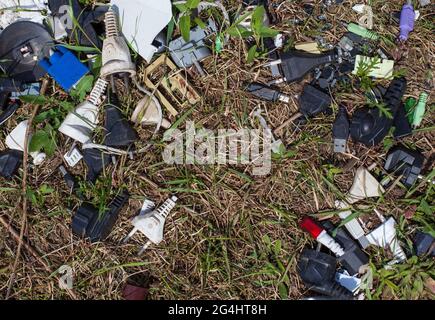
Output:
[59, 78, 108, 144]
[123, 196, 178, 254]
[100, 8, 136, 79]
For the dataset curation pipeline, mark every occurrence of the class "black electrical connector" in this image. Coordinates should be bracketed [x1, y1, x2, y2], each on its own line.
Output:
[297, 248, 354, 300]
[104, 94, 138, 148]
[332, 107, 350, 153]
[350, 77, 407, 146]
[413, 231, 434, 257]
[299, 84, 332, 118]
[384, 145, 424, 187]
[0, 150, 23, 178]
[271, 50, 338, 84]
[393, 102, 412, 138]
[58, 165, 83, 198]
[321, 221, 369, 276]
[83, 148, 112, 183]
[71, 190, 129, 242]
[246, 82, 290, 103]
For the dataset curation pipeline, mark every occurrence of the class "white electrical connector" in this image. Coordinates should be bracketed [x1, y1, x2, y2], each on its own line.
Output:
[123, 196, 178, 254]
[59, 78, 108, 144]
[100, 7, 136, 79]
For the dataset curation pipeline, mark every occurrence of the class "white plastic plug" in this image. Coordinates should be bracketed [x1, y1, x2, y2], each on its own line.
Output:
[366, 213, 407, 264]
[100, 8, 136, 79]
[123, 196, 178, 254]
[59, 78, 108, 144]
[6, 120, 46, 165]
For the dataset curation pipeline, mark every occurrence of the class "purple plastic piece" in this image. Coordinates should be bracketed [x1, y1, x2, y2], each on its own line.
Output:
[399, 1, 415, 41]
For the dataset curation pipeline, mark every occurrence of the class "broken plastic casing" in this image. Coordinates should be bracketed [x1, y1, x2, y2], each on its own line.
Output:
[103, 93, 138, 148]
[6, 120, 46, 165]
[82, 148, 111, 183]
[274, 50, 338, 84]
[0, 150, 23, 178]
[169, 19, 217, 75]
[39, 46, 90, 92]
[47, 0, 107, 48]
[142, 54, 201, 117]
[384, 145, 424, 187]
[335, 166, 385, 248]
[350, 77, 407, 146]
[111, 0, 172, 63]
[0, 21, 54, 82]
[297, 248, 354, 300]
[299, 84, 331, 119]
[71, 190, 129, 242]
[413, 231, 434, 257]
[100, 9, 136, 79]
[321, 221, 369, 276]
[59, 78, 108, 144]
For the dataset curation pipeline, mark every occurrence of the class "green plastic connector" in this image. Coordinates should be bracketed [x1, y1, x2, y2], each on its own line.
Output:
[404, 97, 417, 123]
[413, 92, 428, 128]
[347, 23, 379, 41]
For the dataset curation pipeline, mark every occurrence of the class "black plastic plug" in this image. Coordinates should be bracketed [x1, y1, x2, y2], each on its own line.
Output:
[332, 107, 349, 153]
[299, 85, 331, 118]
[297, 248, 354, 300]
[277, 50, 337, 83]
[83, 148, 112, 183]
[350, 77, 407, 146]
[393, 102, 412, 138]
[71, 190, 129, 242]
[0, 150, 23, 178]
[58, 165, 83, 198]
[413, 231, 434, 257]
[384, 145, 424, 187]
[246, 82, 290, 103]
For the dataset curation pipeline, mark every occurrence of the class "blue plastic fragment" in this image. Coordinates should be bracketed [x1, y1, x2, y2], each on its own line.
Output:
[39, 46, 89, 92]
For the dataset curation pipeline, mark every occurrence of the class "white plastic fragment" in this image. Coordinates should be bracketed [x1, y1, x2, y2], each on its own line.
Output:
[0, 0, 48, 30]
[110, 0, 172, 63]
[352, 55, 394, 79]
[64, 147, 83, 167]
[5, 120, 46, 165]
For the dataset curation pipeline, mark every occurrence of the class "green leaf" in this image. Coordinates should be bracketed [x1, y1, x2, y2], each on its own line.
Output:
[71, 75, 94, 101]
[29, 130, 49, 153]
[186, 0, 200, 9]
[258, 25, 279, 38]
[180, 15, 191, 42]
[19, 95, 50, 105]
[226, 25, 253, 38]
[39, 184, 54, 194]
[247, 44, 258, 64]
[278, 283, 288, 299]
[194, 17, 206, 29]
[251, 6, 266, 33]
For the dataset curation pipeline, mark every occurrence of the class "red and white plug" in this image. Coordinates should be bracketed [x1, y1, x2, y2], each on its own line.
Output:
[300, 217, 345, 257]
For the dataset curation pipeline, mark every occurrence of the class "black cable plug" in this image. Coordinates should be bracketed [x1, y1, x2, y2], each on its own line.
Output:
[268, 50, 338, 84]
[332, 107, 349, 153]
[246, 82, 290, 103]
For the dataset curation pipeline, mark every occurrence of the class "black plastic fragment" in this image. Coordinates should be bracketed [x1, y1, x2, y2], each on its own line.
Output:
[83, 148, 112, 183]
[71, 190, 129, 242]
[299, 85, 331, 118]
[103, 94, 138, 148]
[384, 145, 424, 187]
[0, 150, 23, 178]
[413, 231, 434, 257]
